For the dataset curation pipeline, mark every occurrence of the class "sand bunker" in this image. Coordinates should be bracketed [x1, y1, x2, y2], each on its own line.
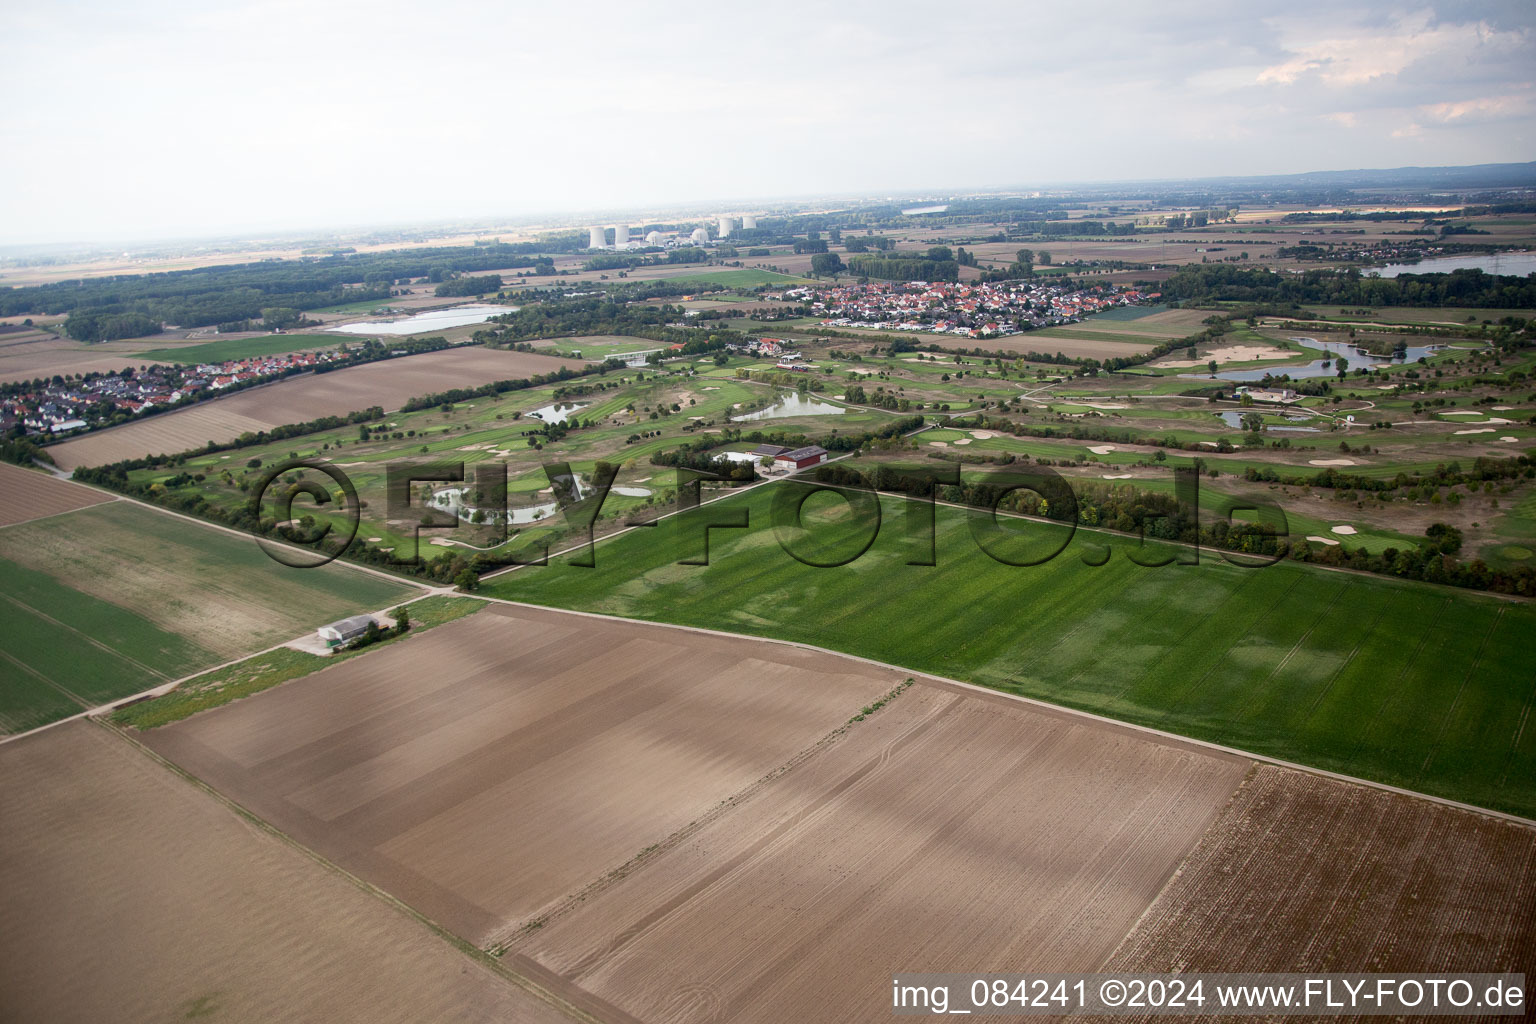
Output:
[929, 441, 949, 447]
[1440, 410, 1483, 417]
[702, 386, 720, 391]
[1309, 458, 1357, 466]
[366, 536, 382, 542]
[1306, 535, 1340, 546]
[1102, 474, 1133, 479]
[1153, 344, 1293, 368]
[953, 438, 971, 445]
[1455, 428, 1496, 435]
[1076, 402, 1127, 410]
[1330, 525, 1357, 535]
[1088, 445, 1116, 455]
[1493, 405, 1512, 411]
[1501, 436, 1520, 443]
[970, 430, 996, 439]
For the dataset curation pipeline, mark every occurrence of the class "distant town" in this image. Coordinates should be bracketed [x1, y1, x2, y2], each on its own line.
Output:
[1, 349, 343, 436]
[809, 279, 1153, 338]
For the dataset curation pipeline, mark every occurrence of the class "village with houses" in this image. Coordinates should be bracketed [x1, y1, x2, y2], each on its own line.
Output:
[0, 348, 342, 436]
[807, 279, 1155, 338]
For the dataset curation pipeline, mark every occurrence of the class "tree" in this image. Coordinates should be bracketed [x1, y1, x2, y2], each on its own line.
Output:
[811, 252, 845, 276]
[392, 605, 410, 631]
[454, 568, 480, 591]
[1037, 251, 1052, 265]
[1207, 359, 1219, 375]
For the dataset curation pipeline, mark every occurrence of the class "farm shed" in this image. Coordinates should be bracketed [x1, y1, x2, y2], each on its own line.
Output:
[774, 445, 829, 470]
[318, 614, 376, 649]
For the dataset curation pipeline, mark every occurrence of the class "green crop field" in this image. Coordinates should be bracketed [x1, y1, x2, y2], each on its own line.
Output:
[482, 482, 1536, 817]
[0, 500, 418, 733]
[659, 269, 815, 288]
[136, 334, 341, 364]
[0, 557, 214, 732]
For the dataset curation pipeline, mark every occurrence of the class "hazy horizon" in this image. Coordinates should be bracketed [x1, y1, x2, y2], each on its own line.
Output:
[3, 0, 1534, 247]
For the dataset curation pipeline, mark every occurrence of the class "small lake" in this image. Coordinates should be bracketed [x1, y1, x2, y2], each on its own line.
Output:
[611, 486, 653, 497]
[527, 402, 587, 424]
[1215, 410, 1318, 428]
[732, 393, 846, 421]
[1191, 336, 1442, 383]
[329, 303, 513, 336]
[1368, 250, 1536, 278]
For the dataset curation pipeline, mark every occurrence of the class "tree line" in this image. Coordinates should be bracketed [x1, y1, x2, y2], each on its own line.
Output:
[2, 239, 590, 330]
[1155, 264, 1536, 308]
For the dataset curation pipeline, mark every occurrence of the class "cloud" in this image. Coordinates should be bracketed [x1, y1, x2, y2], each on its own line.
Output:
[1, 0, 1532, 245]
[1422, 91, 1534, 121]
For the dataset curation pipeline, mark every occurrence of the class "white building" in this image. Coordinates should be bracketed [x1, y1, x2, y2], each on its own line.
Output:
[318, 614, 376, 649]
[613, 224, 630, 248]
[718, 216, 733, 238]
[742, 214, 757, 230]
[690, 227, 710, 244]
[588, 226, 606, 249]
[645, 230, 662, 245]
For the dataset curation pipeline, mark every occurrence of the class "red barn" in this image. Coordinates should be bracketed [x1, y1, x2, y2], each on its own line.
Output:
[773, 445, 829, 470]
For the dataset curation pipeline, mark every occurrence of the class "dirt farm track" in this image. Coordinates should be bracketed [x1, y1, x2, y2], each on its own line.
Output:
[44, 347, 587, 470]
[102, 602, 1536, 1024]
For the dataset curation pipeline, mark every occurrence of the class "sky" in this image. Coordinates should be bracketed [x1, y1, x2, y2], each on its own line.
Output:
[2, 0, 1533, 246]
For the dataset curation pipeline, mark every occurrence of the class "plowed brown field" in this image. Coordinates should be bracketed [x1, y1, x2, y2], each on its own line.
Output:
[507, 683, 1247, 1024]
[0, 721, 576, 1024]
[0, 461, 111, 527]
[1106, 764, 1536, 988]
[132, 603, 1536, 1024]
[140, 604, 906, 947]
[46, 347, 588, 469]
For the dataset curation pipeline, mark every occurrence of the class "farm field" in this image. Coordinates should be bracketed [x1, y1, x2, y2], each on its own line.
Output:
[480, 483, 1536, 817]
[45, 346, 589, 469]
[0, 461, 111, 526]
[1036, 305, 1213, 342]
[113, 595, 487, 729]
[509, 680, 1248, 1024]
[0, 500, 416, 733]
[528, 335, 661, 359]
[817, 323, 1162, 360]
[0, 329, 174, 383]
[1107, 765, 1536, 986]
[134, 333, 343, 364]
[138, 602, 907, 947]
[643, 268, 814, 288]
[0, 721, 576, 1024]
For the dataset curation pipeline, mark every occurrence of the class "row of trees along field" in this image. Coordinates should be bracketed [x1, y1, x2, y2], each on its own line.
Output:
[473, 284, 737, 343]
[1156, 263, 1536, 308]
[0, 238, 588, 336]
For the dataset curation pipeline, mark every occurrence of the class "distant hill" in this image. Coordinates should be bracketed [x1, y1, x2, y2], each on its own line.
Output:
[1184, 161, 1536, 191]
